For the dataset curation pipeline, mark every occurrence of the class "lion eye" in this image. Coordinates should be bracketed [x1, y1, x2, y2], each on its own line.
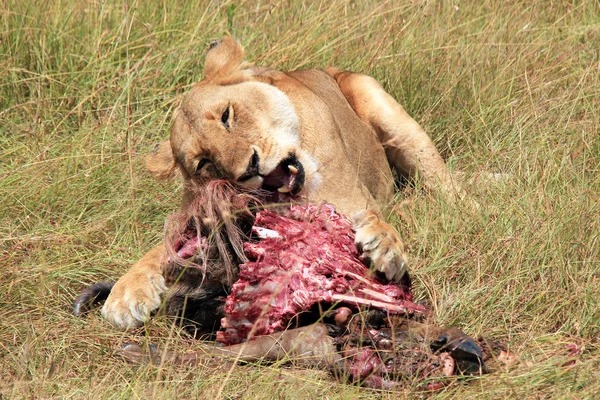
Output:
[195, 158, 209, 174]
[221, 104, 233, 129]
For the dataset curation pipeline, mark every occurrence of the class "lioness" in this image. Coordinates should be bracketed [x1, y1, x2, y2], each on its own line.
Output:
[101, 37, 462, 329]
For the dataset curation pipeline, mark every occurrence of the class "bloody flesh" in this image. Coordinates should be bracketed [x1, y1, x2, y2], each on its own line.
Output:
[156, 181, 489, 389]
[73, 181, 495, 389]
[217, 203, 426, 345]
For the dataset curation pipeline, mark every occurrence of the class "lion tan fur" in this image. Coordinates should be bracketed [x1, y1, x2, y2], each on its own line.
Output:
[101, 37, 462, 329]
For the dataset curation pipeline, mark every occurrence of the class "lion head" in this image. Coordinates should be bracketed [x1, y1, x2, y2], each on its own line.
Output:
[147, 37, 321, 202]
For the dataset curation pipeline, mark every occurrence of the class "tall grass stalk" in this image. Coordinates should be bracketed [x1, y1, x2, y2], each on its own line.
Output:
[1, 0, 599, 398]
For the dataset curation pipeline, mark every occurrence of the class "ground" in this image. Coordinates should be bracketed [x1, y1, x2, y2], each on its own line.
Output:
[1, 0, 599, 398]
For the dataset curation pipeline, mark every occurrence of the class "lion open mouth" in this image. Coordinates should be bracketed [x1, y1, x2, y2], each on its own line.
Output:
[260, 155, 305, 201]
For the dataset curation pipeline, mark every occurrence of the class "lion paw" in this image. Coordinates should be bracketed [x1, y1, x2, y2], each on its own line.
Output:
[353, 211, 408, 282]
[101, 270, 167, 329]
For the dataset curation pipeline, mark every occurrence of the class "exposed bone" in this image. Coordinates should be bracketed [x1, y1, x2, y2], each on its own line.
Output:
[252, 226, 281, 239]
[331, 293, 413, 314]
[359, 287, 398, 303]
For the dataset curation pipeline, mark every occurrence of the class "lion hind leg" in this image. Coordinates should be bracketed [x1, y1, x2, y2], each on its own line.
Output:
[326, 68, 464, 201]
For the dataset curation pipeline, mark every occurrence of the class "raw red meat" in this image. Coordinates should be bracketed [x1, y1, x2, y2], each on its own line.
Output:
[75, 180, 493, 389]
[217, 203, 426, 345]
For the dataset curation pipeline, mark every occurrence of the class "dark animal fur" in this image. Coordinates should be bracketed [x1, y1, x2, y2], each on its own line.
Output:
[161, 180, 262, 336]
[73, 282, 115, 316]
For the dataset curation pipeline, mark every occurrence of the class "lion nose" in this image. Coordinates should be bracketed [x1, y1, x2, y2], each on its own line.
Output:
[238, 149, 260, 182]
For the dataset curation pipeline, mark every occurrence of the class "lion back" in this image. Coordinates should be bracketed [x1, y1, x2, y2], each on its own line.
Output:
[286, 69, 395, 208]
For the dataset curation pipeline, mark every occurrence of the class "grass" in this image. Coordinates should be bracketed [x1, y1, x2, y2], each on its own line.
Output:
[1, 0, 599, 398]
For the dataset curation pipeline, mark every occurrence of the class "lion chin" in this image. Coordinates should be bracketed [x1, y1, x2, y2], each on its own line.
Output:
[99, 36, 464, 329]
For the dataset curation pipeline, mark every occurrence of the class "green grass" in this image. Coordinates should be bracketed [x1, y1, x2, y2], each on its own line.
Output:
[2, 0, 599, 398]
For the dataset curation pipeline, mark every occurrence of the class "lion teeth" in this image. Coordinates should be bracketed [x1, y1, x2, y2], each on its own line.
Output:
[277, 186, 290, 193]
[288, 165, 299, 175]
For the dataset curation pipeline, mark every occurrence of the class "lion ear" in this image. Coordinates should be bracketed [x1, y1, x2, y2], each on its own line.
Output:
[145, 140, 177, 180]
[204, 36, 245, 80]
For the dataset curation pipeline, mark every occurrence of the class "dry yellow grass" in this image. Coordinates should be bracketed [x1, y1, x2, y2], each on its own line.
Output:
[1, 0, 599, 398]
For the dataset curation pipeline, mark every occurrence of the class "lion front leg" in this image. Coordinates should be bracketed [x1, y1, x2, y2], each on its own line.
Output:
[352, 210, 408, 282]
[101, 244, 167, 329]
